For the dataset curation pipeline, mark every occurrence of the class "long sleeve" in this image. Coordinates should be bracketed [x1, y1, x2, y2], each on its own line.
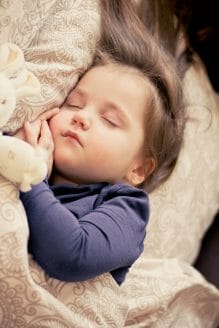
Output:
[20, 181, 149, 284]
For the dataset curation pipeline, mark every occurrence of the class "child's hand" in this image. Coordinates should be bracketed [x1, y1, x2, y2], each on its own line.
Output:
[23, 120, 54, 177]
[14, 108, 59, 177]
[14, 107, 59, 141]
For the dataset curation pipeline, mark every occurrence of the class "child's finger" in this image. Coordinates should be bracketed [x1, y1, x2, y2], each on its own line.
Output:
[38, 108, 60, 121]
[39, 120, 54, 150]
[24, 121, 40, 146]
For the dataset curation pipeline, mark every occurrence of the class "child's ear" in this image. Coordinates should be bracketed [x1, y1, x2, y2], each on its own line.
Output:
[127, 158, 155, 186]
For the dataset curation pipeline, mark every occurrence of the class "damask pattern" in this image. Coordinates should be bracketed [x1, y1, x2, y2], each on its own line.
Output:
[0, 1, 219, 327]
[144, 60, 219, 264]
[121, 60, 219, 327]
[0, 0, 100, 133]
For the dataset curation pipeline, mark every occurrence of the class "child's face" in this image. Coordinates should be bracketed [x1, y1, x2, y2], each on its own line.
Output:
[49, 64, 150, 186]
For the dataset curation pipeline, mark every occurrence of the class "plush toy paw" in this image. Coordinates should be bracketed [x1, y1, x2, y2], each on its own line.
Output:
[0, 136, 47, 192]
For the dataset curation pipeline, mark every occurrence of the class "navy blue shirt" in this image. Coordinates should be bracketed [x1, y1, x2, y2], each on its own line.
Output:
[20, 180, 149, 285]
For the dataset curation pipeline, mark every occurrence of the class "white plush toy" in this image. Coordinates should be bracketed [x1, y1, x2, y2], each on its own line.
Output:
[0, 43, 48, 191]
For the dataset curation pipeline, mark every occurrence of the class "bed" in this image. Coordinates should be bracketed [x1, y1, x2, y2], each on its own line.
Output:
[0, 1, 219, 327]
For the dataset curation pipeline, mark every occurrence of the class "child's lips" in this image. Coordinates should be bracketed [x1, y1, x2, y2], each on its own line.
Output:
[63, 131, 83, 147]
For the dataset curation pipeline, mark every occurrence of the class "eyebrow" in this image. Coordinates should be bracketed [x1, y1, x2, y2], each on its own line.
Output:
[68, 87, 85, 101]
[72, 87, 85, 97]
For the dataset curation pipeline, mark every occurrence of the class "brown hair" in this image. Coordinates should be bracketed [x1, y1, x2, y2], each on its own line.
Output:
[94, 0, 186, 193]
[137, 0, 194, 75]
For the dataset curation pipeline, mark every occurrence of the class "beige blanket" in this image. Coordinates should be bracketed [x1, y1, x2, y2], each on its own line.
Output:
[0, 1, 219, 327]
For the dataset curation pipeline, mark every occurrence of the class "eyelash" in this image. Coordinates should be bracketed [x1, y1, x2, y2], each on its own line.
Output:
[102, 117, 118, 127]
[66, 102, 82, 110]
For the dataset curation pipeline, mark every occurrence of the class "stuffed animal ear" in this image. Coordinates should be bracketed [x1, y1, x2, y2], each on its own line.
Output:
[0, 42, 41, 99]
[0, 43, 25, 78]
[15, 70, 41, 99]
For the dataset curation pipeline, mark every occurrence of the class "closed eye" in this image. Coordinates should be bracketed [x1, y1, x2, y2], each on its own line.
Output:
[71, 105, 82, 110]
[102, 116, 119, 128]
[65, 101, 82, 110]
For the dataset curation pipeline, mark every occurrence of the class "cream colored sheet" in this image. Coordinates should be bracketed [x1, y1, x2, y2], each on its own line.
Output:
[0, 1, 219, 327]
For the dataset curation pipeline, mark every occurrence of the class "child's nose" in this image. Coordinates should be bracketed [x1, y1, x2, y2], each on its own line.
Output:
[71, 112, 90, 130]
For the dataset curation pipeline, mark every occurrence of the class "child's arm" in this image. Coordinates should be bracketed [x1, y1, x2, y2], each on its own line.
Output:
[20, 182, 149, 284]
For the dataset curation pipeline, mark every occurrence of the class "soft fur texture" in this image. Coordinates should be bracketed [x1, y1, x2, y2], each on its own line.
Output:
[0, 43, 47, 191]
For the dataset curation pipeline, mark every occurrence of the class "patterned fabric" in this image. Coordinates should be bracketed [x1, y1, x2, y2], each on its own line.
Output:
[0, 0, 100, 132]
[122, 60, 219, 327]
[145, 59, 219, 263]
[0, 1, 219, 327]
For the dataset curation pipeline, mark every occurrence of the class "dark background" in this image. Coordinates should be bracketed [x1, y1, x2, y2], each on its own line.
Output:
[173, 0, 219, 92]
